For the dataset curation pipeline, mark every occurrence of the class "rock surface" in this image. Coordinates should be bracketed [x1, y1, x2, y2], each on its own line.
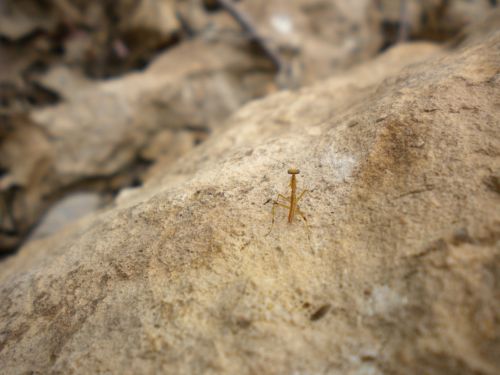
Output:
[1, 10, 499, 375]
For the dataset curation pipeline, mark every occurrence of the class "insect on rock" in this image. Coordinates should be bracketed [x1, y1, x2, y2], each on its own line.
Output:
[266, 168, 309, 235]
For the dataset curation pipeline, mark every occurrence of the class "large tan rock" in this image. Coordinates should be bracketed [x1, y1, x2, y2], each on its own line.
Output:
[1, 8, 499, 373]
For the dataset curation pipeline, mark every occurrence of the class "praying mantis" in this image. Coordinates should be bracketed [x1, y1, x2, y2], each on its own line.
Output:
[266, 168, 309, 235]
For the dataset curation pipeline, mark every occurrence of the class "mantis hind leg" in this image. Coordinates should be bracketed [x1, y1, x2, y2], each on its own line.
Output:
[297, 207, 311, 236]
[296, 189, 309, 203]
[266, 201, 290, 236]
[277, 194, 290, 203]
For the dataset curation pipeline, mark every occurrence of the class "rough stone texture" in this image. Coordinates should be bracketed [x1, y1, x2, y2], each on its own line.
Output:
[1, 10, 499, 374]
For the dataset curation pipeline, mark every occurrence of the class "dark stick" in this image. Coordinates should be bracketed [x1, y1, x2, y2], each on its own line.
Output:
[216, 0, 283, 72]
[397, 0, 410, 43]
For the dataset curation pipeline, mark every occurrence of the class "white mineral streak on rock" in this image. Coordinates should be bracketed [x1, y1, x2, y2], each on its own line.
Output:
[365, 285, 408, 316]
[321, 147, 357, 183]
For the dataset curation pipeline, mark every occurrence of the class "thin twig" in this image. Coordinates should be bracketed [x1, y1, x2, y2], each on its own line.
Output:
[397, 0, 410, 43]
[216, 0, 284, 72]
